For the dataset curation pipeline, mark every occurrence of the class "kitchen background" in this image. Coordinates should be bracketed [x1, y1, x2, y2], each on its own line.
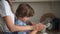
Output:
[12, 0, 60, 34]
[12, 0, 60, 23]
[0, 0, 60, 34]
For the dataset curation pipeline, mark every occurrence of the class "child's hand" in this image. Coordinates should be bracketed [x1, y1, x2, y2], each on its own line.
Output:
[30, 30, 38, 34]
[33, 23, 46, 31]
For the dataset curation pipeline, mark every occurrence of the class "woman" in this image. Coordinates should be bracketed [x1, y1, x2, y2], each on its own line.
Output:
[0, 0, 45, 34]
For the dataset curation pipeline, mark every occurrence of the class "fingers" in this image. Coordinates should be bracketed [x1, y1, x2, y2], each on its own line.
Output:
[33, 23, 46, 31]
[38, 24, 46, 31]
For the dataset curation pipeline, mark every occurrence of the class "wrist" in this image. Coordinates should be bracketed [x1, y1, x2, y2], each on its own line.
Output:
[32, 25, 36, 30]
[30, 26, 34, 30]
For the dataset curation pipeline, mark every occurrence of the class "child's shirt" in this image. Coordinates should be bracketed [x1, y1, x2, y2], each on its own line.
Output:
[15, 19, 30, 34]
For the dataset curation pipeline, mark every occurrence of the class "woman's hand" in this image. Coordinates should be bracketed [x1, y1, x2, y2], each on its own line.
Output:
[33, 23, 46, 31]
[30, 23, 46, 34]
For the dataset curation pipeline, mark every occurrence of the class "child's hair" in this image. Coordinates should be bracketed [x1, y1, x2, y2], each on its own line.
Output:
[15, 3, 34, 18]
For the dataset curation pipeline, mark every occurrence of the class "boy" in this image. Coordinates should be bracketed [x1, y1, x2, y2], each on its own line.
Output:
[15, 3, 45, 34]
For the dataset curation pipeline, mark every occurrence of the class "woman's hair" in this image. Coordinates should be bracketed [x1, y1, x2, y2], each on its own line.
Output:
[6, 0, 14, 13]
[15, 3, 34, 18]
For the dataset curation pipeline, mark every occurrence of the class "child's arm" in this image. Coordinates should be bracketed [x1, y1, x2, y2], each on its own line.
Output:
[30, 30, 38, 34]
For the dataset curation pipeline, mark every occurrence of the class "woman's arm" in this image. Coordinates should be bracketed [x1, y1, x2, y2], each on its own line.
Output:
[4, 16, 46, 32]
[4, 16, 33, 32]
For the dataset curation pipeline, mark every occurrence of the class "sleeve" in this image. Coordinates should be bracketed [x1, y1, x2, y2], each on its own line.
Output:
[0, 0, 12, 17]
